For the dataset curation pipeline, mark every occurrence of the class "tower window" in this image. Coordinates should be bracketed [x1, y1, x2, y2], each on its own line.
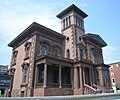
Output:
[66, 18, 68, 27]
[67, 49, 70, 58]
[63, 19, 65, 29]
[69, 16, 71, 26]
[80, 49, 84, 59]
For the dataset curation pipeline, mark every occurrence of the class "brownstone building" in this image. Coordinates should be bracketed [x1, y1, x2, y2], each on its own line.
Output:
[109, 62, 120, 93]
[8, 4, 112, 97]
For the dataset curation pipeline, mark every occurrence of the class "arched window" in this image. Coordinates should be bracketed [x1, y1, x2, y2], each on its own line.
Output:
[67, 49, 70, 58]
[42, 46, 47, 55]
[24, 42, 31, 59]
[54, 49, 58, 56]
[11, 50, 18, 65]
[69, 16, 71, 26]
[21, 62, 29, 84]
[80, 49, 84, 59]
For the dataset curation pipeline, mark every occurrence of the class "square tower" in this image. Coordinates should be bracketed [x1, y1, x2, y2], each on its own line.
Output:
[57, 4, 88, 59]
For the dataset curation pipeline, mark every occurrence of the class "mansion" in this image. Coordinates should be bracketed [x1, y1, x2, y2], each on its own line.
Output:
[8, 4, 112, 97]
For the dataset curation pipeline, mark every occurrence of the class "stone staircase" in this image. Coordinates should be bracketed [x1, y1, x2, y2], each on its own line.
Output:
[84, 84, 114, 94]
[84, 84, 102, 94]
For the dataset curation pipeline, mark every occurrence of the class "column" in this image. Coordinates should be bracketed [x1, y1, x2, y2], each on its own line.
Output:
[74, 67, 78, 89]
[43, 63, 47, 88]
[79, 67, 83, 88]
[83, 67, 85, 84]
[59, 65, 62, 88]
[92, 68, 95, 85]
[70, 67, 73, 89]
[89, 68, 92, 86]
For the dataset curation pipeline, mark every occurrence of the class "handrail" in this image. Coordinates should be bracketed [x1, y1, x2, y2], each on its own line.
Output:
[84, 84, 96, 91]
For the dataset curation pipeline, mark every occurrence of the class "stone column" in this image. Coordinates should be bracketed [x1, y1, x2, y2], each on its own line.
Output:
[74, 66, 78, 89]
[83, 67, 85, 84]
[92, 68, 95, 85]
[59, 65, 62, 88]
[79, 67, 82, 87]
[70, 67, 73, 89]
[89, 68, 92, 86]
[43, 63, 47, 88]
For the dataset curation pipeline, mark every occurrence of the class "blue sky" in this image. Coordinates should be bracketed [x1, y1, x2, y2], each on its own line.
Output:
[0, 0, 120, 66]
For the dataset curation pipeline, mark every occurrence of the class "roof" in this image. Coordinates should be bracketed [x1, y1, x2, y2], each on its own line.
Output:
[83, 33, 107, 47]
[8, 22, 65, 47]
[57, 4, 88, 19]
[108, 62, 120, 65]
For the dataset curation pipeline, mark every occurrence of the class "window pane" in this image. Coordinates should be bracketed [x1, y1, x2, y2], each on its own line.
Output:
[80, 49, 84, 59]
[42, 47, 46, 54]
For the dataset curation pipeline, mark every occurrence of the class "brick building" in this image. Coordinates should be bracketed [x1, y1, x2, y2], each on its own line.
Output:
[109, 62, 120, 93]
[8, 4, 112, 97]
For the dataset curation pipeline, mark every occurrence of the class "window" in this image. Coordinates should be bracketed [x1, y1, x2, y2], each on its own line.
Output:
[25, 46, 30, 58]
[63, 19, 65, 29]
[37, 64, 44, 83]
[42, 46, 47, 55]
[68, 16, 71, 26]
[66, 18, 68, 27]
[80, 49, 84, 59]
[112, 78, 115, 83]
[54, 49, 58, 56]
[67, 49, 70, 58]
[21, 63, 29, 84]
[23, 68, 28, 83]
[11, 50, 18, 65]
[24, 42, 31, 59]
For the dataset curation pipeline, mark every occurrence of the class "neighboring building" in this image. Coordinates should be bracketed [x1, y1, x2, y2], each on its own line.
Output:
[8, 4, 112, 97]
[109, 62, 120, 93]
[0, 65, 8, 97]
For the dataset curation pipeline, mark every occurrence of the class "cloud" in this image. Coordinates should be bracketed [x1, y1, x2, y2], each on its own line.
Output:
[103, 46, 120, 64]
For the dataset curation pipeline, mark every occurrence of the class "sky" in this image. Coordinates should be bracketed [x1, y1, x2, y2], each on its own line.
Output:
[0, 0, 120, 66]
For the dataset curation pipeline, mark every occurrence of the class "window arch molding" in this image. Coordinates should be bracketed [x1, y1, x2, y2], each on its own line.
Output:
[21, 62, 29, 85]
[40, 40, 51, 54]
[24, 41, 31, 59]
[52, 44, 62, 56]
[66, 49, 70, 58]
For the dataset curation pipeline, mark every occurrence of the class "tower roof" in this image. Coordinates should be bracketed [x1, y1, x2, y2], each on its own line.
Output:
[57, 4, 88, 19]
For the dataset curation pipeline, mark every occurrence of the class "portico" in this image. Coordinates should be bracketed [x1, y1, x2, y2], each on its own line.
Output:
[34, 53, 74, 96]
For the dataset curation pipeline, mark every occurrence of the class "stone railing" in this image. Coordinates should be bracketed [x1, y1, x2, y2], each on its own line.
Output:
[47, 83, 60, 88]
[1, 93, 120, 100]
[36, 52, 73, 62]
[36, 83, 72, 88]
[84, 84, 96, 94]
